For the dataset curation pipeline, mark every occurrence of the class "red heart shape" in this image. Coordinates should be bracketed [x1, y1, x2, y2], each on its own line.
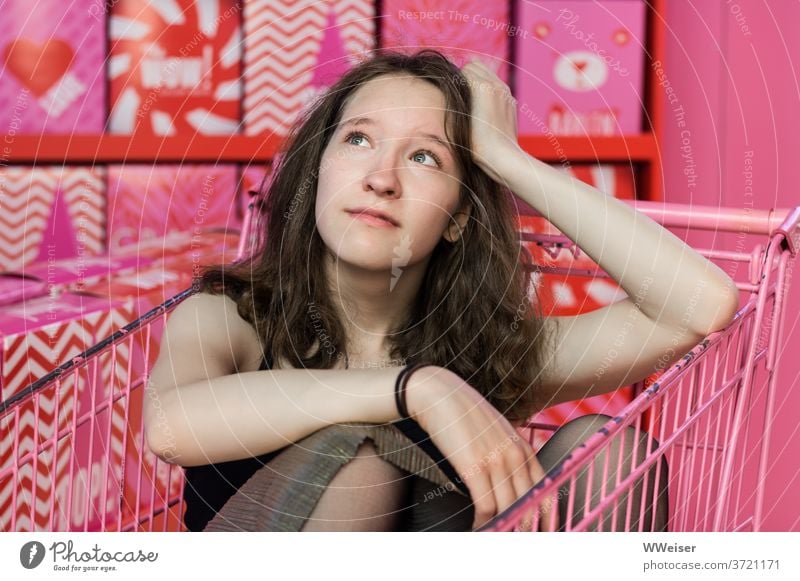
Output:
[3, 38, 74, 97]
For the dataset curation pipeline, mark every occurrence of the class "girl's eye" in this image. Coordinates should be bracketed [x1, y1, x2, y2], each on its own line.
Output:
[344, 131, 443, 168]
[411, 150, 442, 168]
[345, 131, 369, 147]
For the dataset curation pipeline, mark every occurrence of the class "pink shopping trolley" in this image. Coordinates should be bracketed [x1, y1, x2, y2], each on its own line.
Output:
[1, 200, 798, 532]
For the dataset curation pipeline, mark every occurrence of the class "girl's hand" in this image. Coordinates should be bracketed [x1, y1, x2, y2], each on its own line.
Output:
[460, 59, 522, 184]
[405, 365, 558, 531]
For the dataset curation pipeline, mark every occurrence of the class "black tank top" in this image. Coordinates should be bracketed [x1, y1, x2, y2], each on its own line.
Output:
[181, 356, 470, 531]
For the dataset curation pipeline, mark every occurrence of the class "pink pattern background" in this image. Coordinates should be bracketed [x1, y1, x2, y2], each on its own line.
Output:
[0, 0, 106, 133]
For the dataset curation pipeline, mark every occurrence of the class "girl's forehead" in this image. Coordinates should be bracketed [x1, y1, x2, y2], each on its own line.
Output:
[344, 74, 446, 114]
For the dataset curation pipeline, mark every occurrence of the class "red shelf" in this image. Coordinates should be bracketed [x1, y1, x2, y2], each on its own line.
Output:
[3, 133, 657, 164]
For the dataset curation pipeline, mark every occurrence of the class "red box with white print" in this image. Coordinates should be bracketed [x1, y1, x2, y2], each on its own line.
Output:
[108, 0, 242, 136]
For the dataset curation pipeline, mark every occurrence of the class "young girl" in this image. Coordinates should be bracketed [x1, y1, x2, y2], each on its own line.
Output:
[145, 49, 739, 532]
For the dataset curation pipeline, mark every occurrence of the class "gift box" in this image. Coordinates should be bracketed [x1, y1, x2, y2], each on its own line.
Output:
[515, 1, 646, 136]
[0, 292, 135, 531]
[106, 164, 239, 252]
[0, 167, 106, 272]
[108, 0, 242, 136]
[243, 0, 376, 137]
[380, 0, 511, 82]
[0, 0, 106, 134]
[515, 163, 637, 441]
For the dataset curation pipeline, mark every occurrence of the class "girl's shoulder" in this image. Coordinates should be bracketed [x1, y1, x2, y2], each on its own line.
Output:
[168, 291, 265, 374]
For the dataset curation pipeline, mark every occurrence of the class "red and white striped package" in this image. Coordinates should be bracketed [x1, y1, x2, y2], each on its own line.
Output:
[517, 164, 637, 449]
[108, 0, 242, 136]
[0, 167, 105, 273]
[0, 293, 135, 531]
[243, 0, 375, 137]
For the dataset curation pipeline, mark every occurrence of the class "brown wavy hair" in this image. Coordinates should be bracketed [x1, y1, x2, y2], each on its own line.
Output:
[199, 48, 553, 424]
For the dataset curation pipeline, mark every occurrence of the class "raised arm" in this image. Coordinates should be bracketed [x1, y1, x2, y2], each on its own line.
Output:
[144, 292, 405, 467]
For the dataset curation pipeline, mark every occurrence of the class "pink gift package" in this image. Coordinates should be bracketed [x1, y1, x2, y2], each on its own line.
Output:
[243, 0, 376, 137]
[0, 292, 136, 531]
[381, 0, 512, 83]
[0, 0, 106, 134]
[106, 164, 240, 252]
[515, 1, 646, 136]
[0, 167, 106, 272]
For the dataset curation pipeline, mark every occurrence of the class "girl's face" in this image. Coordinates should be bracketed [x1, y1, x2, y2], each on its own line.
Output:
[315, 74, 466, 273]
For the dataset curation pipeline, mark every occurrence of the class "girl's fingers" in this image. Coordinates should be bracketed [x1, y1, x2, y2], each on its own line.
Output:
[467, 471, 498, 530]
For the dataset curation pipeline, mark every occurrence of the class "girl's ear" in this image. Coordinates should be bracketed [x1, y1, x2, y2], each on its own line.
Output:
[443, 209, 470, 243]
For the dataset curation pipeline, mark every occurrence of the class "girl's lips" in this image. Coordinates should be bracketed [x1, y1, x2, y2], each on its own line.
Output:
[346, 211, 399, 228]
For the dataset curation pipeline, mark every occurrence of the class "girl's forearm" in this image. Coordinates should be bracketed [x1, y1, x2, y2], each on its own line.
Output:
[494, 147, 739, 334]
[145, 366, 404, 467]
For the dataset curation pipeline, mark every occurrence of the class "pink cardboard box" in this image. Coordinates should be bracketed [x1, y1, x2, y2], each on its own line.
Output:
[0, 254, 148, 307]
[0, 292, 135, 530]
[108, 0, 242, 136]
[243, 0, 376, 137]
[0, 0, 106, 133]
[0, 167, 106, 272]
[381, 0, 511, 83]
[515, 1, 646, 136]
[106, 164, 239, 252]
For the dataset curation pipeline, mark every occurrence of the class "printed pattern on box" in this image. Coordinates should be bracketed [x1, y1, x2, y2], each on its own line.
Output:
[0, 167, 106, 272]
[243, 0, 375, 137]
[0, 293, 134, 531]
[515, 1, 646, 136]
[381, 0, 511, 82]
[0, 0, 106, 134]
[108, 0, 242, 136]
[106, 164, 239, 251]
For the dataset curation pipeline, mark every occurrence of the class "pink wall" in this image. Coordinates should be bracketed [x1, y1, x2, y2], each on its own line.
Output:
[663, 0, 800, 531]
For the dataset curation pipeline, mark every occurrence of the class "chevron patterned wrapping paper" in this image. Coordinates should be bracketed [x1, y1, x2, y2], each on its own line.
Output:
[0, 167, 106, 273]
[243, 0, 375, 137]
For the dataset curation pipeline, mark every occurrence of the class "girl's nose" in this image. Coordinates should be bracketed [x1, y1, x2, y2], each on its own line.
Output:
[362, 149, 402, 197]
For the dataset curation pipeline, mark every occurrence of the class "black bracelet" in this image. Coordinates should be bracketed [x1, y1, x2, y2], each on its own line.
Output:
[394, 362, 431, 420]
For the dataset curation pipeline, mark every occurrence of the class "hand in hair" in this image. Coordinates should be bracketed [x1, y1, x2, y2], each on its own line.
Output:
[460, 58, 522, 184]
[405, 365, 558, 531]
